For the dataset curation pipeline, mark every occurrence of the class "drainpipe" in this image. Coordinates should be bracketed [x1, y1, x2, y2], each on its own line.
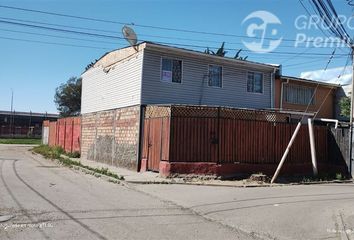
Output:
[271, 70, 275, 109]
[315, 118, 339, 129]
[136, 104, 145, 172]
[280, 78, 289, 110]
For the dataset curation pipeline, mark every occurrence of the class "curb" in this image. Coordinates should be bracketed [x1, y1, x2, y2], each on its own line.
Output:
[34, 151, 354, 188]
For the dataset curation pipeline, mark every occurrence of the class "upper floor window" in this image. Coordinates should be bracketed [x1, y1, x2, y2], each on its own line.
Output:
[284, 84, 315, 105]
[247, 72, 263, 93]
[208, 65, 222, 87]
[161, 58, 182, 83]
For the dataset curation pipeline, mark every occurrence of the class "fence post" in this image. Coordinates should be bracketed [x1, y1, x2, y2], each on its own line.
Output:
[308, 118, 318, 176]
[271, 122, 302, 184]
[217, 107, 221, 164]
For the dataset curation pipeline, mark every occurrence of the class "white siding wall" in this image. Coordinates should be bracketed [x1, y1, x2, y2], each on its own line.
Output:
[141, 50, 273, 109]
[81, 52, 143, 114]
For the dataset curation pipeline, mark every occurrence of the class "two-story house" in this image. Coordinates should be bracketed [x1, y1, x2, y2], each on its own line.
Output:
[80, 42, 280, 170]
[274, 75, 340, 119]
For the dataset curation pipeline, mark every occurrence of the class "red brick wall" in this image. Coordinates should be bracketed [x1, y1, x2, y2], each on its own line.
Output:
[81, 105, 141, 170]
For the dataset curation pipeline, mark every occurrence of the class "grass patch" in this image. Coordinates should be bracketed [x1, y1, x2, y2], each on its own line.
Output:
[64, 151, 80, 158]
[0, 138, 41, 145]
[300, 172, 348, 183]
[32, 145, 124, 180]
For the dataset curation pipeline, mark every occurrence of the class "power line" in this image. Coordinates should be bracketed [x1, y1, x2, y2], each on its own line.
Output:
[0, 28, 121, 45]
[314, 53, 352, 118]
[0, 4, 350, 45]
[0, 19, 350, 58]
[0, 36, 110, 50]
[0, 16, 349, 50]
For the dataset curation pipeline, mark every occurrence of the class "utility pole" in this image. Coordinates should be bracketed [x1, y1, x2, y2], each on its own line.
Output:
[9, 89, 13, 137]
[349, 49, 354, 178]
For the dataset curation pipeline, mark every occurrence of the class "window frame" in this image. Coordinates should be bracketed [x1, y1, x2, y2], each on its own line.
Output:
[160, 57, 183, 84]
[247, 71, 264, 94]
[208, 64, 223, 88]
[283, 84, 316, 106]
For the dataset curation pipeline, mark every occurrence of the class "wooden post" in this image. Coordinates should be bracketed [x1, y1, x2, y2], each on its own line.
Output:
[271, 122, 302, 184]
[308, 118, 318, 176]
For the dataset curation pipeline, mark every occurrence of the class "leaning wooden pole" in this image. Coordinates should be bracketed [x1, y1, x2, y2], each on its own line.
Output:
[307, 118, 318, 176]
[271, 122, 302, 184]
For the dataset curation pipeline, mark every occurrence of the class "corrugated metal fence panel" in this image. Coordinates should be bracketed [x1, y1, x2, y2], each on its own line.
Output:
[48, 121, 57, 146]
[72, 117, 81, 152]
[64, 118, 73, 152]
[45, 117, 81, 153]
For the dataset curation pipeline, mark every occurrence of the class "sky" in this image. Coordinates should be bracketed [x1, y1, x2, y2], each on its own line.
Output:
[0, 0, 353, 113]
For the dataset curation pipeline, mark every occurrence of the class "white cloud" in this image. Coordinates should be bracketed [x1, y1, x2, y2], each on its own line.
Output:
[300, 66, 352, 95]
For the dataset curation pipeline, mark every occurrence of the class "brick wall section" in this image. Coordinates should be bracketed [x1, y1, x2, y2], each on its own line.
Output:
[81, 105, 140, 170]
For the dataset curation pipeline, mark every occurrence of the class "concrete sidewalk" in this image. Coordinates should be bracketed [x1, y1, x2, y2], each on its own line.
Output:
[65, 156, 353, 187]
[76, 157, 171, 184]
[68, 156, 277, 187]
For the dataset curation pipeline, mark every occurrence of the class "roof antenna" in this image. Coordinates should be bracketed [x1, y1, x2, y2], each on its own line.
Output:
[122, 25, 138, 51]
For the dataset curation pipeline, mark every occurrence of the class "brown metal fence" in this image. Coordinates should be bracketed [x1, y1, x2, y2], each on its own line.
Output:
[143, 105, 337, 167]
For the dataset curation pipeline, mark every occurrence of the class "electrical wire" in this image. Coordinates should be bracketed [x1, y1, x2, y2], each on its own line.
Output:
[0, 4, 350, 46]
[314, 53, 352, 118]
[0, 19, 350, 58]
[0, 36, 110, 50]
[0, 16, 349, 50]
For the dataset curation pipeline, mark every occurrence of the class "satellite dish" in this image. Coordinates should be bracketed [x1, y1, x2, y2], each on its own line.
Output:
[122, 25, 138, 50]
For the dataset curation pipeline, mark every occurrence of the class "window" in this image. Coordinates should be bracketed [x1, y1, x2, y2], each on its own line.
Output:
[247, 72, 263, 93]
[284, 84, 315, 105]
[208, 65, 222, 87]
[161, 58, 182, 83]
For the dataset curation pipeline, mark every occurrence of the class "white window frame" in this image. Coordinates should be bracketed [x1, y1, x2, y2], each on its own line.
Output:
[247, 71, 264, 94]
[208, 64, 223, 88]
[160, 57, 183, 84]
[283, 84, 315, 105]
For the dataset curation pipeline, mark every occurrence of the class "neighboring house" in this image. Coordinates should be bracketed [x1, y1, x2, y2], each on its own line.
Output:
[274, 76, 339, 119]
[80, 42, 279, 170]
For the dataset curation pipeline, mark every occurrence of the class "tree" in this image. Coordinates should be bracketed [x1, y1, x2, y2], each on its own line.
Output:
[234, 49, 248, 60]
[54, 77, 82, 117]
[339, 96, 351, 118]
[204, 42, 248, 60]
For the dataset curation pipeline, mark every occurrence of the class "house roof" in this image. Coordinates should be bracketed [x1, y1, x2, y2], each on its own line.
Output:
[280, 75, 340, 88]
[88, 41, 280, 72]
[142, 41, 279, 70]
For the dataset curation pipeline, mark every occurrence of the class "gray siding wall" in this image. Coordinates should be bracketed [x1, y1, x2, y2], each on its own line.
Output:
[141, 49, 273, 109]
[81, 52, 143, 114]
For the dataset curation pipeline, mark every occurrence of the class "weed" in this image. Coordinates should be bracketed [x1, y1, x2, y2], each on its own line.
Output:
[335, 173, 343, 180]
[32, 145, 124, 181]
[65, 151, 81, 158]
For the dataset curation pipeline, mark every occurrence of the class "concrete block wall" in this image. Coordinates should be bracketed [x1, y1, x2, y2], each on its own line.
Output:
[81, 105, 140, 170]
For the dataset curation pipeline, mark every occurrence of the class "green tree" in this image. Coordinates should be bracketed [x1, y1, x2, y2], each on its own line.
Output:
[339, 96, 351, 118]
[204, 42, 247, 60]
[54, 77, 82, 117]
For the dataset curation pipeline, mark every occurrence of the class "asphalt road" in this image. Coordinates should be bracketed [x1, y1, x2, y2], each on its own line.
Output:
[1, 144, 354, 240]
[0, 145, 251, 240]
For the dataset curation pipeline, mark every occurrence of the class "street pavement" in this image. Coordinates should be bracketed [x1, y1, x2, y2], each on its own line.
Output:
[1, 144, 354, 240]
